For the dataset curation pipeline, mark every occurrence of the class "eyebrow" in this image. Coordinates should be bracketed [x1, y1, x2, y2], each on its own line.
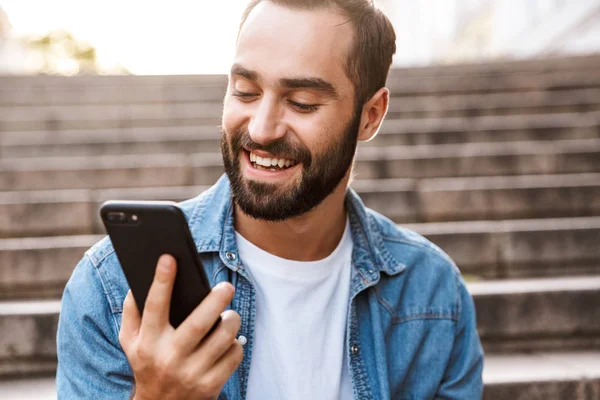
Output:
[230, 63, 259, 81]
[230, 63, 340, 100]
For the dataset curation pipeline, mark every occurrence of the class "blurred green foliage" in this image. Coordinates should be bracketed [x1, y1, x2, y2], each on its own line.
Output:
[23, 29, 99, 74]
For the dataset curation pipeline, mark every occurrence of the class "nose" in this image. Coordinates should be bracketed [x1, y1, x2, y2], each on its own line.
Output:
[247, 95, 286, 145]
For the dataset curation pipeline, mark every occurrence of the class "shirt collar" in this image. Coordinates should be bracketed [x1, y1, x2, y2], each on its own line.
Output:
[184, 174, 405, 278]
[345, 188, 406, 279]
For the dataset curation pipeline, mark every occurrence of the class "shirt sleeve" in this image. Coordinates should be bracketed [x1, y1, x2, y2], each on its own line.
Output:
[435, 275, 485, 399]
[56, 255, 134, 399]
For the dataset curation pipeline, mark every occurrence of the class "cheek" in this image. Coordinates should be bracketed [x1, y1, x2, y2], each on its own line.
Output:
[222, 95, 249, 133]
[284, 108, 341, 147]
[301, 117, 344, 152]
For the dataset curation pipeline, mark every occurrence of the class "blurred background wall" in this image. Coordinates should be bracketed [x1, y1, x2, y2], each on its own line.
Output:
[379, 0, 600, 65]
[1, 0, 600, 75]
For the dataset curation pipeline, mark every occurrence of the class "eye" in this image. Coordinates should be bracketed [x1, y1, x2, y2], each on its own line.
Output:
[288, 100, 320, 113]
[232, 90, 258, 100]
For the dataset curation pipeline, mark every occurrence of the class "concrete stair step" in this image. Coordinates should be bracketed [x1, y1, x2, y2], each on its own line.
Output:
[384, 70, 600, 96]
[358, 173, 600, 223]
[483, 351, 600, 400]
[1, 173, 599, 238]
[386, 53, 600, 78]
[351, 138, 600, 180]
[0, 235, 100, 300]
[3, 80, 599, 114]
[389, 88, 600, 119]
[0, 125, 224, 158]
[1, 93, 600, 132]
[0, 300, 60, 378]
[0, 138, 598, 191]
[0, 300, 59, 379]
[2, 88, 600, 126]
[1, 350, 599, 399]
[2, 111, 598, 152]
[0, 152, 202, 191]
[0, 107, 222, 131]
[0, 84, 227, 108]
[404, 216, 600, 279]
[1, 217, 599, 299]
[1, 276, 598, 378]
[375, 111, 600, 147]
[0, 73, 230, 90]
[469, 276, 600, 353]
[0, 102, 226, 124]
[2, 53, 599, 92]
[1, 66, 599, 107]
[0, 377, 56, 399]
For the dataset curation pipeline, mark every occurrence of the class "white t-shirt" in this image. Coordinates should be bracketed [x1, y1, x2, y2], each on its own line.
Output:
[236, 219, 354, 400]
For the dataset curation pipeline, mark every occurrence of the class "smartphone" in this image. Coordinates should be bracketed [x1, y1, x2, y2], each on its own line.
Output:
[100, 200, 218, 330]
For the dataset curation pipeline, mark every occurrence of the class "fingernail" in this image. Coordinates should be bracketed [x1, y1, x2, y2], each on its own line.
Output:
[214, 282, 232, 293]
[158, 255, 173, 273]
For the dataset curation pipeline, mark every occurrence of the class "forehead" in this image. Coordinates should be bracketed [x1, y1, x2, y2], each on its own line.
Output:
[235, 2, 354, 90]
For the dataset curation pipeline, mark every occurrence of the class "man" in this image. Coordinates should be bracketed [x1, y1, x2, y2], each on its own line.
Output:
[57, 0, 484, 399]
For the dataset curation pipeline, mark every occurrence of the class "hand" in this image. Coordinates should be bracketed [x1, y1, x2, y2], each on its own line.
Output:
[119, 254, 243, 400]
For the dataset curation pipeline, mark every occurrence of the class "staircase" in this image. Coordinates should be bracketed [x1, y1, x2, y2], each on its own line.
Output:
[1, 53, 599, 399]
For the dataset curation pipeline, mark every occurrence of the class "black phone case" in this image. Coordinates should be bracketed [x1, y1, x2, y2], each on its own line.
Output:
[100, 200, 215, 329]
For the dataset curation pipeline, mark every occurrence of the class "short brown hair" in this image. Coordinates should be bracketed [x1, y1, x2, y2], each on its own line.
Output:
[238, 0, 397, 107]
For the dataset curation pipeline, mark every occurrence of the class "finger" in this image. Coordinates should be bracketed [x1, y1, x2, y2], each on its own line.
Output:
[186, 310, 241, 373]
[173, 282, 235, 354]
[119, 290, 141, 351]
[204, 339, 244, 386]
[140, 254, 177, 335]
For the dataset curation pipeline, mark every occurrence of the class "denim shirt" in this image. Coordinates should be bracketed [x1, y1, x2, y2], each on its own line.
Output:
[57, 174, 484, 399]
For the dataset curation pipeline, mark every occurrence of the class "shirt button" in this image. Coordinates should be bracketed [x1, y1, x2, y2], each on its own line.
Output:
[351, 344, 359, 355]
[226, 252, 237, 261]
[238, 335, 247, 346]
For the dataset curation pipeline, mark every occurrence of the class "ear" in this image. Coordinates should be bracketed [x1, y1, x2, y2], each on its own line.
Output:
[357, 87, 389, 142]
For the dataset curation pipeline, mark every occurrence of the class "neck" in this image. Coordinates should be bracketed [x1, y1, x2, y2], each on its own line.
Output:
[234, 174, 351, 261]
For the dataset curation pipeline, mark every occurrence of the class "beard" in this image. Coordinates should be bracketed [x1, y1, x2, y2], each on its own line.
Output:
[221, 111, 361, 222]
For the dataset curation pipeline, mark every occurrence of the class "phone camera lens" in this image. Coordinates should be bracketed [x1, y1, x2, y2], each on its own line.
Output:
[107, 212, 127, 223]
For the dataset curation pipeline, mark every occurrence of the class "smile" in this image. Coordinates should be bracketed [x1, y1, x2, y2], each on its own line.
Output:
[249, 151, 298, 172]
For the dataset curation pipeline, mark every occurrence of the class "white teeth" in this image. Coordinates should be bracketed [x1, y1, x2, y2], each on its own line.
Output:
[250, 152, 297, 169]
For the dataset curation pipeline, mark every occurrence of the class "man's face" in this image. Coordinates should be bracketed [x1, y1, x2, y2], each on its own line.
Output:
[221, 2, 359, 221]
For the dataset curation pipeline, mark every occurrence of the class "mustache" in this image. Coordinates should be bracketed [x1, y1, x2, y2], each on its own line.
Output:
[224, 128, 312, 167]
